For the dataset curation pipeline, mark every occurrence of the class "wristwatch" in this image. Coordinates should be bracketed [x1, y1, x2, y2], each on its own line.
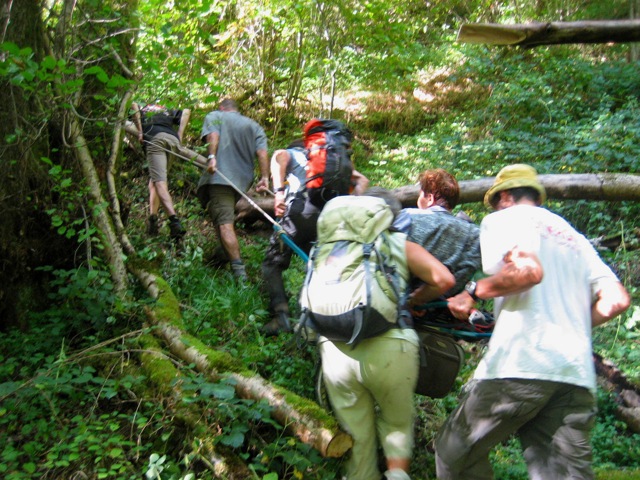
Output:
[207, 154, 216, 160]
[464, 281, 480, 301]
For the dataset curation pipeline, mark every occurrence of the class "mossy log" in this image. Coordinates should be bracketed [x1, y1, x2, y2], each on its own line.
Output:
[126, 257, 352, 457]
[143, 286, 352, 458]
[235, 173, 640, 224]
[594, 352, 640, 434]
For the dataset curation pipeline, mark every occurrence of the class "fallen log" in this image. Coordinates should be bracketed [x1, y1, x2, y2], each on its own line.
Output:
[235, 173, 640, 224]
[457, 20, 640, 47]
[135, 334, 256, 479]
[153, 319, 353, 458]
[594, 352, 640, 434]
[591, 228, 640, 252]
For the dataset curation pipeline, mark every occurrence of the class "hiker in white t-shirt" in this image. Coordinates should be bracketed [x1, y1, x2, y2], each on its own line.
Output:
[435, 164, 630, 480]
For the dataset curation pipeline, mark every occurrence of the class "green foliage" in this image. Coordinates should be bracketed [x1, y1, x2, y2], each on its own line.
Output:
[0, 327, 157, 479]
[41, 156, 103, 244]
[255, 437, 341, 480]
[593, 390, 640, 468]
[31, 266, 120, 340]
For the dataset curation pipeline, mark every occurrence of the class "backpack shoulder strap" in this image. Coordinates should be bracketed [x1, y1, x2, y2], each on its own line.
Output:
[346, 242, 374, 345]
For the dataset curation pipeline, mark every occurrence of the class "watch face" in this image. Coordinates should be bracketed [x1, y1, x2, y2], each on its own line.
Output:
[465, 281, 477, 296]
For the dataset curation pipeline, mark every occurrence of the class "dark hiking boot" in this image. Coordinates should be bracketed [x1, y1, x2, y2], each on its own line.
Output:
[230, 260, 248, 283]
[147, 214, 159, 236]
[261, 311, 292, 337]
[168, 215, 186, 239]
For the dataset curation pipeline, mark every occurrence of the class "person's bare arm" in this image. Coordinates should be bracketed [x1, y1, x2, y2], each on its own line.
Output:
[270, 150, 290, 217]
[591, 279, 630, 327]
[350, 169, 369, 196]
[447, 246, 543, 320]
[254, 148, 270, 193]
[479, 247, 543, 298]
[177, 108, 191, 142]
[205, 131, 220, 174]
[406, 241, 455, 305]
[132, 102, 143, 142]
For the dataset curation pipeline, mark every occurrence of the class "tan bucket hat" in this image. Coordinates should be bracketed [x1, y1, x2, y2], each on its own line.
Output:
[484, 164, 547, 207]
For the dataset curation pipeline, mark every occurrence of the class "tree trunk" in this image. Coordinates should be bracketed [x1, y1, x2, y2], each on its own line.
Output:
[593, 353, 640, 433]
[396, 173, 640, 206]
[67, 115, 129, 296]
[235, 173, 640, 224]
[457, 20, 640, 47]
[0, 0, 68, 328]
[108, 91, 139, 257]
[631, 0, 640, 61]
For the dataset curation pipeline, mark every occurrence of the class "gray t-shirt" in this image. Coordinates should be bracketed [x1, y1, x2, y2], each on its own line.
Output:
[402, 207, 481, 296]
[198, 110, 268, 193]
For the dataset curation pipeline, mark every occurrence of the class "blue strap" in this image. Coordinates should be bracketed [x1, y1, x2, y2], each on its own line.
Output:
[273, 224, 309, 263]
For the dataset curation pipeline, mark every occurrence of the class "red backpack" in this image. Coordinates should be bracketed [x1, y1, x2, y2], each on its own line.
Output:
[303, 119, 354, 207]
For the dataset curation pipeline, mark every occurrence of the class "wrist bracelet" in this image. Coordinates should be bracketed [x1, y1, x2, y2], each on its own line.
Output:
[207, 154, 216, 160]
[275, 187, 286, 192]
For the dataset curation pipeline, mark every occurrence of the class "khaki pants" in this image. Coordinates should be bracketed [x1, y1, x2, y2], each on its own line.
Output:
[147, 132, 206, 182]
[435, 379, 597, 480]
[203, 185, 239, 226]
[320, 334, 419, 480]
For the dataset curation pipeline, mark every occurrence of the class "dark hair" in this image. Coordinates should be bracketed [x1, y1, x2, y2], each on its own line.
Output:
[287, 138, 305, 149]
[489, 187, 541, 208]
[364, 186, 402, 218]
[419, 169, 460, 210]
[219, 98, 238, 111]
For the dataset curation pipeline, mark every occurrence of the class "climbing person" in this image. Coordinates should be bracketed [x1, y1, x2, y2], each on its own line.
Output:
[260, 129, 368, 336]
[131, 102, 205, 239]
[197, 98, 269, 282]
[306, 189, 455, 480]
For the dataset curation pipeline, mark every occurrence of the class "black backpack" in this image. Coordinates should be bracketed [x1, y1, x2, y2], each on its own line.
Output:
[302, 119, 354, 208]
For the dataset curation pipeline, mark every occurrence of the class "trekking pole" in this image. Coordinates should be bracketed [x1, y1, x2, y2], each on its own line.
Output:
[141, 140, 309, 262]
